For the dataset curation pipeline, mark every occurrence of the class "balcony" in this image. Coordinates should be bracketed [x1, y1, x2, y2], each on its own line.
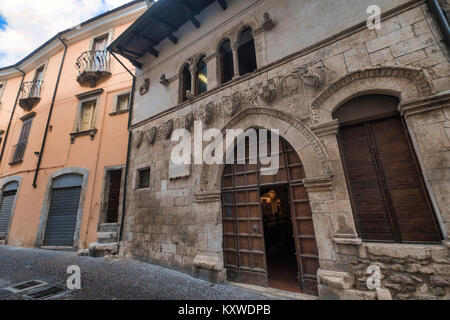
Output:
[19, 80, 43, 111]
[76, 50, 111, 87]
[9, 141, 27, 165]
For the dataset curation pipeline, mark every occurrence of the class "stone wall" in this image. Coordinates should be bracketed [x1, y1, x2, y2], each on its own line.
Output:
[123, 0, 450, 299]
[352, 244, 450, 300]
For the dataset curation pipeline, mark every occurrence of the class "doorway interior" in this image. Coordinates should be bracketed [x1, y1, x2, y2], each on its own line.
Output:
[261, 186, 300, 293]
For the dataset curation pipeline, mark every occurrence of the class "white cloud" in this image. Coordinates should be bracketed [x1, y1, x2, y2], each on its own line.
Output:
[0, 0, 132, 67]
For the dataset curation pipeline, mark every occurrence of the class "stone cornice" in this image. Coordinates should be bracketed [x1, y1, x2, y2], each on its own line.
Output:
[310, 119, 339, 137]
[399, 91, 450, 118]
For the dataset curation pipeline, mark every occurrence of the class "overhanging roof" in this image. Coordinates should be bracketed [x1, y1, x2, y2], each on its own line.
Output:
[108, 0, 228, 68]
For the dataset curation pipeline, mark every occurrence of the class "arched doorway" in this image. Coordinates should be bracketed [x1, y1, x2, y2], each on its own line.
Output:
[334, 95, 442, 243]
[221, 131, 319, 295]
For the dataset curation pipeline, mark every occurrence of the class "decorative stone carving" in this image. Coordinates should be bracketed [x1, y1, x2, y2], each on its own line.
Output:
[301, 66, 324, 89]
[222, 92, 241, 116]
[139, 78, 150, 96]
[160, 74, 169, 87]
[185, 90, 194, 101]
[281, 74, 301, 97]
[303, 176, 333, 192]
[145, 127, 157, 145]
[257, 79, 278, 104]
[135, 130, 144, 148]
[202, 103, 215, 124]
[310, 120, 339, 137]
[262, 12, 275, 31]
[180, 113, 194, 131]
[160, 119, 173, 139]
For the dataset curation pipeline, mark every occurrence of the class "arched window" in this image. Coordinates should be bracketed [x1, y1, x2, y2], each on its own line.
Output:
[219, 39, 234, 84]
[238, 27, 257, 76]
[334, 95, 442, 243]
[196, 56, 207, 95]
[180, 64, 191, 103]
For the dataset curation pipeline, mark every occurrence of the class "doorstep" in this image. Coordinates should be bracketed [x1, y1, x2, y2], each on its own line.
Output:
[225, 281, 318, 300]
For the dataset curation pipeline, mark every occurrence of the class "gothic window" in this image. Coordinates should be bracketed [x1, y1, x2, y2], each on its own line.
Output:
[238, 27, 257, 76]
[195, 56, 207, 95]
[180, 64, 191, 103]
[219, 39, 234, 84]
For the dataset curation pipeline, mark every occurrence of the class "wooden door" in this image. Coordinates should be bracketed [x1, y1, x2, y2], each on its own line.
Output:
[339, 115, 442, 243]
[221, 133, 319, 294]
[106, 170, 121, 223]
[283, 140, 319, 295]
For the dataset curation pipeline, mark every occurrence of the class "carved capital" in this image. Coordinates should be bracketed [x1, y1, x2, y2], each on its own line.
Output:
[399, 91, 450, 118]
[310, 120, 339, 138]
[194, 190, 221, 203]
[303, 175, 333, 192]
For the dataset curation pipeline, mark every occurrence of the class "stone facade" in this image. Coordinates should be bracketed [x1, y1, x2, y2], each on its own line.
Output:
[121, 0, 450, 299]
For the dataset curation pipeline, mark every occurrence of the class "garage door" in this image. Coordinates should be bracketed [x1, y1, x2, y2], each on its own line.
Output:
[43, 174, 82, 247]
[0, 190, 17, 238]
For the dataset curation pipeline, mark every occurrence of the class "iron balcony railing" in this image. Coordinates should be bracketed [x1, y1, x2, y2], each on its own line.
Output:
[76, 50, 111, 74]
[10, 141, 27, 164]
[20, 80, 43, 99]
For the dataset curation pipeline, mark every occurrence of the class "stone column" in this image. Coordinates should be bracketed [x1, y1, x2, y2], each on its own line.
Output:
[231, 42, 240, 79]
[205, 54, 218, 90]
[189, 65, 196, 96]
[251, 29, 267, 69]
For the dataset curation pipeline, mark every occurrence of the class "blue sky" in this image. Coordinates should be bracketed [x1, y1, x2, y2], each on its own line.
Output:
[0, 0, 133, 68]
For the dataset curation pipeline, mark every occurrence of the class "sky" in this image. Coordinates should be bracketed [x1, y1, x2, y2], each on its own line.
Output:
[0, 0, 136, 68]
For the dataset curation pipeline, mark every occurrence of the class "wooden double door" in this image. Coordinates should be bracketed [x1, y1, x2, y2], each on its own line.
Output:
[221, 134, 319, 295]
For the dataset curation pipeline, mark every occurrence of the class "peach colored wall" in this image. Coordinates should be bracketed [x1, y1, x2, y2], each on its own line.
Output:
[0, 17, 139, 249]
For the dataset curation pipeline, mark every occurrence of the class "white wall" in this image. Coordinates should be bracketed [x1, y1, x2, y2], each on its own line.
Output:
[133, 0, 410, 124]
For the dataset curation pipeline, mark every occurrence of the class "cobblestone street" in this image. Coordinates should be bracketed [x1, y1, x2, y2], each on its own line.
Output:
[0, 245, 274, 300]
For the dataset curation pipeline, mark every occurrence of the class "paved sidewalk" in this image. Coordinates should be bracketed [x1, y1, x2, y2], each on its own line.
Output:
[0, 245, 273, 300]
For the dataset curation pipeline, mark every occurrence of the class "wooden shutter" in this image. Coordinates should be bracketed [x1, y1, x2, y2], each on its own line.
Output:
[339, 115, 441, 243]
[80, 100, 95, 131]
[12, 118, 33, 163]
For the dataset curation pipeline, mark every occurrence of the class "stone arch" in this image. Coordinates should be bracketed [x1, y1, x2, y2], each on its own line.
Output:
[231, 20, 258, 45]
[36, 167, 89, 248]
[199, 107, 333, 193]
[311, 66, 434, 124]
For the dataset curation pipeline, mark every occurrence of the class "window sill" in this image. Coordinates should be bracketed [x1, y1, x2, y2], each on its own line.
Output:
[9, 159, 23, 166]
[70, 128, 98, 144]
[109, 109, 129, 117]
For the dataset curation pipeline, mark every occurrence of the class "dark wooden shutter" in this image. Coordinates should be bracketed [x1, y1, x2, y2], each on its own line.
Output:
[12, 118, 33, 163]
[106, 170, 121, 223]
[0, 191, 17, 238]
[339, 115, 441, 243]
[43, 186, 81, 247]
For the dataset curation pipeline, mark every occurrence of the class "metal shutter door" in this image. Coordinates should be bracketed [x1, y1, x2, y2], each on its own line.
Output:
[43, 186, 81, 247]
[0, 191, 16, 237]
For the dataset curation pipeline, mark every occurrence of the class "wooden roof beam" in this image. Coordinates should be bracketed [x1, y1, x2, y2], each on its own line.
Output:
[135, 34, 159, 57]
[155, 18, 178, 44]
[217, 0, 227, 10]
[180, 0, 200, 29]
[117, 49, 142, 69]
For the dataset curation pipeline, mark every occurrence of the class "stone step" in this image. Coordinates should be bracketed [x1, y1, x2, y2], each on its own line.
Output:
[99, 223, 119, 233]
[88, 242, 119, 257]
[97, 232, 118, 244]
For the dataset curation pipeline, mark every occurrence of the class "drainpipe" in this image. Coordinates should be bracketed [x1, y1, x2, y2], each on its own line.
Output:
[0, 67, 25, 164]
[32, 34, 67, 188]
[428, 0, 450, 48]
[109, 52, 136, 244]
